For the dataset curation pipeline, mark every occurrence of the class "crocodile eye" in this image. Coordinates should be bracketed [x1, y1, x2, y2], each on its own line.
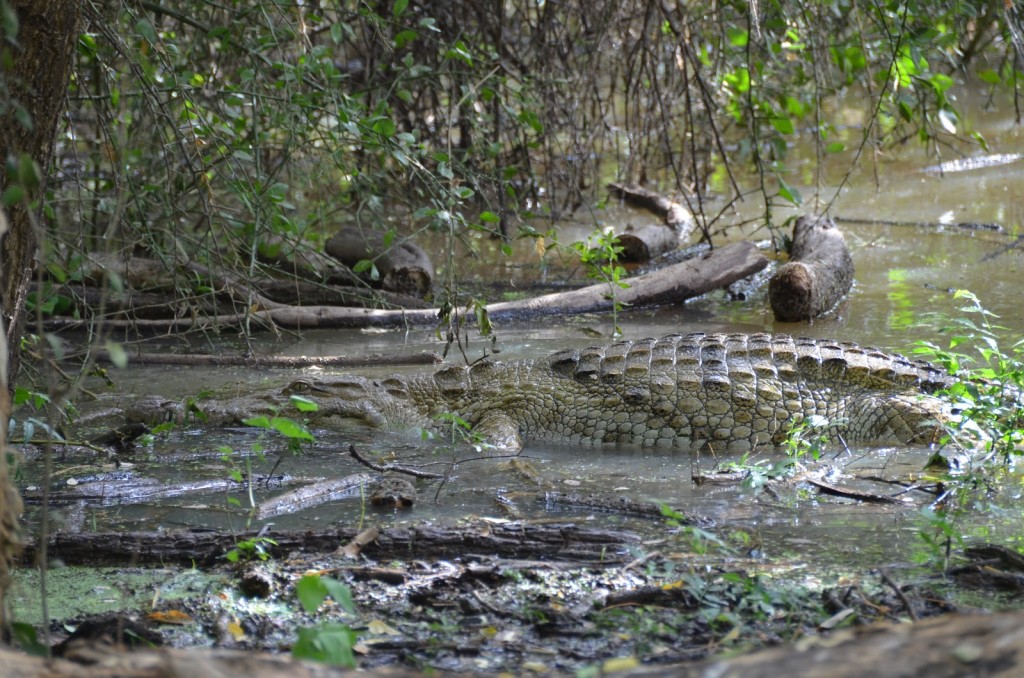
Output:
[286, 380, 310, 394]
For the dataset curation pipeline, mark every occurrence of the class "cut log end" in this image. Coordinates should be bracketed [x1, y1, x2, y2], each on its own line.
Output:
[769, 216, 854, 322]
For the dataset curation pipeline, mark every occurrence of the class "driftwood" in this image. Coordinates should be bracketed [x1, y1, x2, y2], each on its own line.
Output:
[92, 349, 442, 368]
[26, 523, 641, 567]
[325, 226, 434, 297]
[769, 215, 854, 322]
[256, 473, 375, 519]
[46, 241, 768, 333]
[608, 182, 697, 262]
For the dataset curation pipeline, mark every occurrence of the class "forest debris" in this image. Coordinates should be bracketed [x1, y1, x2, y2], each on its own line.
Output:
[769, 215, 854, 322]
[255, 473, 375, 519]
[805, 478, 903, 504]
[325, 226, 435, 297]
[337, 526, 381, 559]
[45, 241, 768, 333]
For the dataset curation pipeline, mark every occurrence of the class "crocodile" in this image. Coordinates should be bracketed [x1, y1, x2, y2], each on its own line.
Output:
[122, 332, 967, 453]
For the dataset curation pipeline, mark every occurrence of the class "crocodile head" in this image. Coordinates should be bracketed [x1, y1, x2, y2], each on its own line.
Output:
[281, 375, 428, 430]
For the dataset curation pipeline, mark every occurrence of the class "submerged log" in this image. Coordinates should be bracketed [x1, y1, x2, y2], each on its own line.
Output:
[45, 241, 768, 332]
[608, 182, 697, 262]
[325, 226, 434, 297]
[769, 215, 854, 322]
[27, 523, 642, 566]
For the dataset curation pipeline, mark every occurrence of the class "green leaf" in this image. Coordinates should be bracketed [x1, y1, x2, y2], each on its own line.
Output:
[296, 574, 328, 613]
[777, 178, 802, 206]
[372, 118, 396, 137]
[289, 395, 319, 412]
[2, 185, 23, 206]
[292, 625, 356, 667]
[978, 69, 1001, 85]
[242, 415, 272, 429]
[769, 117, 794, 135]
[135, 18, 157, 45]
[825, 142, 845, 153]
[322, 577, 355, 613]
[105, 341, 128, 369]
[480, 211, 500, 223]
[393, 0, 409, 17]
[270, 417, 314, 441]
[726, 27, 748, 47]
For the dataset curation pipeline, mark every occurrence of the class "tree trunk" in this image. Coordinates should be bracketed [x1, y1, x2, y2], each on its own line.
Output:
[768, 215, 854, 322]
[0, 0, 83, 632]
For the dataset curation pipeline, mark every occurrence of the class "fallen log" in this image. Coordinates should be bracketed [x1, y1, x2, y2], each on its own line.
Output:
[325, 226, 434, 297]
[607, 182, 695, 232]
[45, 241, 768, 332]
[608, 182, 697, 262]
[26, 522, 642, 566]
[256, 473, 375, 520]
[91, 349, 442, 368]
[769, 215, 854, 322]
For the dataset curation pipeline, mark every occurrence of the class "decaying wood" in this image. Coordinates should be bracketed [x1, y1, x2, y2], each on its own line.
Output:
[607, 182, 697, 262]
[769, 215, 854, 322]
[805, 478, 903, 504]
[256, 473, 375, 520]
[27, 522, 641, 567]
[325, 226, 435, 296]
[92, 349, 442, 368]
[46, 241, 768, 333]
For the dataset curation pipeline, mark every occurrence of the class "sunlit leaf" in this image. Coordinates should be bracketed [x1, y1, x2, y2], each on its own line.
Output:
[289, 395, 319, 412]
[105, 341, 128, 369]
[937, 108, 957, 134]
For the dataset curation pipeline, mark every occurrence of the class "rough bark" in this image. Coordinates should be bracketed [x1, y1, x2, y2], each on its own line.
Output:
[0, 0, 83, 633]
[44, 241, 769, 332]
[325, 226, 435, 296]
[0, 0, 82, 388]
[768, 215, 854, 322]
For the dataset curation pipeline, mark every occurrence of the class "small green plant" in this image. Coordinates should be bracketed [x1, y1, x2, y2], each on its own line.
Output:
[224, 536, 278, 563]
[571, 228, 630, 337]
[780, 414, 834, 462]
[292, 573, 357, 667]
[909, 290, 1024, 566]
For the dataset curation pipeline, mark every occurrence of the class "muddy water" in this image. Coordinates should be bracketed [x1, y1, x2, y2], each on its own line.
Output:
[19, 90, 1024, 578]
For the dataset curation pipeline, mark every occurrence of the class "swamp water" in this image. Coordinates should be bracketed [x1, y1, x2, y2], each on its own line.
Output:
[11, 93, 1024, 656]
